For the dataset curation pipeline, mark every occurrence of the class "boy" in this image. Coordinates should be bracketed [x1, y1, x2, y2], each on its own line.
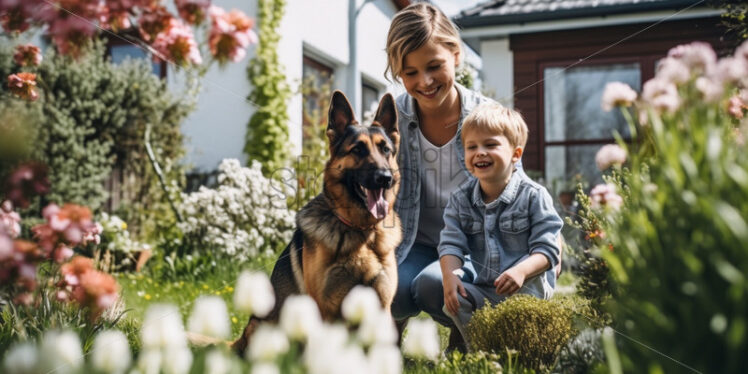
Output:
[438, 102, 563, 344]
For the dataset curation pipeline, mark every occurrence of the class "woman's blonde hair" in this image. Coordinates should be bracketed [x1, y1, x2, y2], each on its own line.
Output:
[462, 102, 529, 149]
[385, 2, 463, 82]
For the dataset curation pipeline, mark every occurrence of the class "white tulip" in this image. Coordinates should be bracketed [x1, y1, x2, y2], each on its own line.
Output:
[247, 325, 289, 362]
[234, 270, 275, 317]
[137, 350, 161, 374]
[204, 349, 232, 374]
[402, 319, 441, 361]
[280, 295, 321, 341]
[188, 296, 231, 339]
[39, 330, 83, 374]
[91, 330, 132, 374]
[2, 343, 37, 374]
[304, 323, 350, 374]
[368, 344, 402, 374]
[251, 362, 280, 374]
[341, 285, 382, 325]
[161, 346, 193, 374]
[141, 304, 188, 350]
[358, 311, 397, 347]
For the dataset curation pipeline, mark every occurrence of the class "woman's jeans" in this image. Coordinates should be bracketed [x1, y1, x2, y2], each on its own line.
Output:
[391, 243, 476, 326]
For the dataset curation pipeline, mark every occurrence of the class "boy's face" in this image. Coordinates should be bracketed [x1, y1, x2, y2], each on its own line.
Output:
[463, 128, 523, 186]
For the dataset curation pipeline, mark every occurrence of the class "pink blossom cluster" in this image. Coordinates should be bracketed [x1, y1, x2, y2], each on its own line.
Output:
[175, 0, 211, 25]
[58, 256, 119, 319]
[589, 183, 623, 211]
[152, 18, 202, 65]
[602, 40, 748, 120]
[0, 0, 40, 33]
[0, 201, 44, 305]
[7, 72, 38, 101]
[595, 144, 627, 171]
[13, 44, 42, 67]
[208, 5, 257, 64]
[4, 162, 50, 208]
[32, 203, 100, 263]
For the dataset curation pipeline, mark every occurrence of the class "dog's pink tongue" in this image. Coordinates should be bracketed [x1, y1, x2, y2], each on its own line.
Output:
[366, 188, 388, 219]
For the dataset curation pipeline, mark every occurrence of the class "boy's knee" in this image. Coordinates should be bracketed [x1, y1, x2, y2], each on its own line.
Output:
[411, 271, 443, 307]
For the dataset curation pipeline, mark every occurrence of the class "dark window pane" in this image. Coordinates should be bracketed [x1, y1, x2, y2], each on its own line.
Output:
[544, 63, 640, 142]
[110, 44, 161, 76]
[361, 81, 378, 115]
[545, 144, 606, 191]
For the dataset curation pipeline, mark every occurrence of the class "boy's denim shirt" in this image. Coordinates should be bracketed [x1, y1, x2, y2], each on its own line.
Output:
[393, 83, 491, 264]
[437, 171, 563, 298]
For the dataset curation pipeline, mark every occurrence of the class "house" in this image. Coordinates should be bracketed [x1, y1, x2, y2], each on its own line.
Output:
[172, 0, 412, 172]
[453, 0, 731, 188]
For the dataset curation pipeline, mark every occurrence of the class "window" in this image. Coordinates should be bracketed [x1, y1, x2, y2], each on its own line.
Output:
[361, 80, 379, 117]
[301, 55, 334, 139]
[107, 34, 166, 78]
[542, 62, 641, 188]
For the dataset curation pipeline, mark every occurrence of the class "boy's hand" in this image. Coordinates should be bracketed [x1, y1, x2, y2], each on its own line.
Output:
[443, 272, 467, 316]
[494, 267, 526, 296]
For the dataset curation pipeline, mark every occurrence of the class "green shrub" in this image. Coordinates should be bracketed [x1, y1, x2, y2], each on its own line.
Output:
[466, 295, 577, 371]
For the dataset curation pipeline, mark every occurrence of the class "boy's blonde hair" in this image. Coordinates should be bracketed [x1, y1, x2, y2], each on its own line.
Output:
[385, 3, 463, 82]
[462, 102, 529, 148]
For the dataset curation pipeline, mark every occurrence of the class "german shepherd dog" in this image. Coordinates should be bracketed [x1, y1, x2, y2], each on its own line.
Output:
[233, 91, 401, 354]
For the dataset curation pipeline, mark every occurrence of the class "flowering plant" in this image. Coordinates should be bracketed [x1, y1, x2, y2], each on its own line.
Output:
[178, 159, 296, 260]
[573, 40, 748, 372]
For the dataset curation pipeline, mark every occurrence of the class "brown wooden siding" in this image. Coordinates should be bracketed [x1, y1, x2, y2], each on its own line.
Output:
[510, 17, 732, 172]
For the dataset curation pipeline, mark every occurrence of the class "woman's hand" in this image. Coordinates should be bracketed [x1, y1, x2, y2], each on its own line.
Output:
[443, 272, 467, 316]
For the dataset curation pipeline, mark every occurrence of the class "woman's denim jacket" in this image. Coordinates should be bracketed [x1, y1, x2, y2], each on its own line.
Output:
[437, 173, 563, 297]
[392, 83, 490, 264]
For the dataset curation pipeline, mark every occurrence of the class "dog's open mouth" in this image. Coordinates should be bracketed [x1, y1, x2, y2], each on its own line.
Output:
[354, 184, 389, 220]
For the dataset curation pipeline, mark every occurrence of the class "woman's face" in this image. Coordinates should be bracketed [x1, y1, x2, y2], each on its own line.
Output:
[399, 39, 459, 112]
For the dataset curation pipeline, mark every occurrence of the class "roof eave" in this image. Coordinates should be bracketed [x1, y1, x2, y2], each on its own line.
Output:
[455, 0, 706, 28]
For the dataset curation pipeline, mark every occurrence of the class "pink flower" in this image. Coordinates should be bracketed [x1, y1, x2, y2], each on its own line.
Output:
[714, 57, 747, 86]
[0, 0, 40, 33]
[601, 82, 637, 111]
[667, 41, 716, 75]
[0, 234, 12, 261]
[46, 16, 98, 56]
[0, 200, 21, 239]
[641, 78, 680, 113]
[32, 203, 98, 261]
[152, 18, 202, 65]
[695, 76, 724, 103]
[175, 0, 211, 25]
[590, 183, 623, 211]
[59, 256, 119, 320]
[13, 44, 42, 67]
[728, 95, 746, 119]
[656, 57, 690, 84]
[6, 162, 50, 208]
[7, 72, 38, 101]
[138, 6, 174, 42]
[595, 144, 627, 171]
[208, 6, 256, 63]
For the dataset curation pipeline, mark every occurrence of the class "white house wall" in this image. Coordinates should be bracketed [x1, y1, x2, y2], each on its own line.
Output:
[178, 0, 401, 172]
[479, 38, 513, 108]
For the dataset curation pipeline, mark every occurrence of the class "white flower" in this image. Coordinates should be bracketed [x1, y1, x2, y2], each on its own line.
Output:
[656, 57, 691, 84]
[601, 82, 638, 112]
[2, 343, 37, 374]
[251, 362, 280, 374]
[204, 349, 232, 374]
[335, 345, 369, 374]
[188, 296, 231, 339]
[137, 350, 162, 374]
[141, 304, 188, 349]
[715, 56, 747, 85]
[39, 330, 84, 374]
[304, 323, 350, 374]
[590, 183, 624, 211]
[402, 319, 440, 361]
[91, 330, 132, 374]
[247, 325, 289, 362]
[342, 285, 382, 325]
[357, 310, 398, 347]
[161, 346, 193, 374]
[280, 295, 322, 341]
[595, 144, 627, 171]
[234, 270, 275, 317]
[368, 344, 403, 374]
[695, 76, 724, 103]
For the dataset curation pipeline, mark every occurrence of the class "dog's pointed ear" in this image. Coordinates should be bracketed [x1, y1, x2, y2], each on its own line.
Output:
[327, 91, 356, 143]
[372, 93, 399, 147]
